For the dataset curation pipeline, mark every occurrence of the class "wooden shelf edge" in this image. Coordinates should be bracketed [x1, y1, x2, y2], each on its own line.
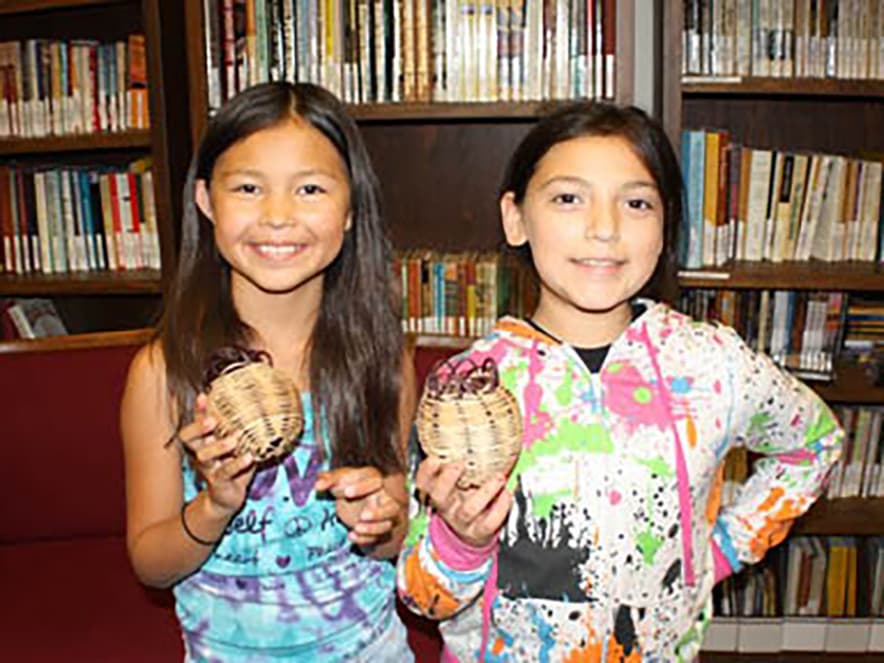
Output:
[348, 99, 602, 121]
[0, 130, 151, 156]
[0, 0, 127, 14]
[682, 77, 884, 98]
[678, 261, 884, 291]
[0, 327, 151, 354]
[791, 497, 884, 536]
[0, 269, 162, 295]
[408, 333, 475, 350]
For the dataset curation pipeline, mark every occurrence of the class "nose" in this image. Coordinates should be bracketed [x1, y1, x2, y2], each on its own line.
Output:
[584, 201, 620, 242]
[260, 193, 296, 228]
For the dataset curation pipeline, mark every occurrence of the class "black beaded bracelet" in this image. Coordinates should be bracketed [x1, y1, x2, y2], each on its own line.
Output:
[180, 501, 221, 546]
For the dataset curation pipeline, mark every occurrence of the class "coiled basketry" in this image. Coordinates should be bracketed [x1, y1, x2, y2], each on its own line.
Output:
[203, 347, 303, 463]
[416, 357, 522, 489]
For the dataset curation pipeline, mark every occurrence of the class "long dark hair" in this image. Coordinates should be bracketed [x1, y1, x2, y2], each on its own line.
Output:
[500, 101, 682, 303]
[158, 82, 403, 473]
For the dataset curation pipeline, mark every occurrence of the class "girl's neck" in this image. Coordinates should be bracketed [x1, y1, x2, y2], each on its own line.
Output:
[531, 297, 633, 349]
[232, 274, 322, 382]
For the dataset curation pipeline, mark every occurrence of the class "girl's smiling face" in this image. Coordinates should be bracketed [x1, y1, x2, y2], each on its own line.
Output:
[196, 116, 351, 300]
[501, 134, 664, 343]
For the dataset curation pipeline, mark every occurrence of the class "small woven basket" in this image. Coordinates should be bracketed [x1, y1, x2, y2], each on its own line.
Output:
[416, 357, 522, 489]
[203, 348, 303, 463]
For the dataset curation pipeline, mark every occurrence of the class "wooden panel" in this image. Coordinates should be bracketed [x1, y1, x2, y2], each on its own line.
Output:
[661, 0, 683, 145]
[791, 498, 884, 536]
[0, 0, 140, 41]
[143, 0, 191, 284]
[0, 0, 126, 15]
[700, 653, 884, 662]
[361, 122, 533, 252]
[0, 131, 151, 156]
[677, 261, 884, 291]
[682, 96, 884, 155]
[683, 78, 884, 98]
[0, 270, 162, 295]
[52, 294, 160, 332]
[352, 102, 563, 122]
[615, 0, 635, 106]
[0, 327, 151, 354]
[813, 364, 884, 404]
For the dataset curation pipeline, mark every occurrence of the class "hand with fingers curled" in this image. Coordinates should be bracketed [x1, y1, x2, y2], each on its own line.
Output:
[314, 466, 406, 548]
[179, 393, 257, 517]
[415, 455, 514, 549]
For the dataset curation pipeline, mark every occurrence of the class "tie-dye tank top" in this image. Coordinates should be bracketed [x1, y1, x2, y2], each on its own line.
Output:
[174, 394, 408, 662]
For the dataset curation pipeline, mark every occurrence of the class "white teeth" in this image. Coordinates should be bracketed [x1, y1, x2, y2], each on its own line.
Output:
[577, 258, 618, 266]
[256, 244, 299, 256]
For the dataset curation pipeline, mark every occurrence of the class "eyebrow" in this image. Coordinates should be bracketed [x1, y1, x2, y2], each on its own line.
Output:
[538, 175, 658, 190]
[218, 167, 340, 179]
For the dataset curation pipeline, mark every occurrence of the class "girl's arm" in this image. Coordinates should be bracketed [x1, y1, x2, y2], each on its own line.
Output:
[712, 326, 844, 581]
[122, 343, 249, 587]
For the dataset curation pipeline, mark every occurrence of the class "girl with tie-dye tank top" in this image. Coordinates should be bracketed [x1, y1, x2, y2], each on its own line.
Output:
[122, 83, 415, 661]
[397, 102, 843, 662]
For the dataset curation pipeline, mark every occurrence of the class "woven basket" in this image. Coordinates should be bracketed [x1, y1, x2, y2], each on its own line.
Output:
[416, 357, 522, 489]
[203, 349, 303, 463]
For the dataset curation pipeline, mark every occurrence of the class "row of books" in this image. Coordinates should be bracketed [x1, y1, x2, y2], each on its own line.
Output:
[678, 288, 846, 380]
[828, 405, 884, 499]
[202, 0, 617, 112]
[680, 129, 884, 268]
[714, 536, 884, 619]
[0, 159, 160, 275]
[683, 0, 884, 81]
[0, 36, 149, 140]
[393, 250, 537, 337]
[844, 296, 884, 356]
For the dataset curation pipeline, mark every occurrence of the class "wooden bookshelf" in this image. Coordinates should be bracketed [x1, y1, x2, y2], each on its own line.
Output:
[0, 0, 126, 14]
[682, 77, 884, 99]
[677, 262, 884, 291]
[349, 101, 565, 122]
[0, 326, 150, 354]
[0, 130, 152, 156]
[0, 270, 161, 296]
[792, 498, 884, 536]
[813, 364, 884, 404]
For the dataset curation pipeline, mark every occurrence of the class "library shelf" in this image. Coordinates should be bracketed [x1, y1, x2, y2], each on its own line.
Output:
[0, 0, 127, 15]
[0, 326, 150, 354]
[682, 78, 884, 99]
[348, 101, 567, 122]
[0, 269, 161, 296]
[0, 130, 152, 157]
[677, 262, 884, 291]
[792, 498, 884, 537]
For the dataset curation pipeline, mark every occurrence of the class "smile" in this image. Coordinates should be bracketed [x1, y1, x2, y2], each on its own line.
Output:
[573, 258, 624, 267]
[251, 243, 305, 259]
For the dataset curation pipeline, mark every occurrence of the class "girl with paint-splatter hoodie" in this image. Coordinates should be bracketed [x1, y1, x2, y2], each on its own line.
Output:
[396, 102, 842, 662]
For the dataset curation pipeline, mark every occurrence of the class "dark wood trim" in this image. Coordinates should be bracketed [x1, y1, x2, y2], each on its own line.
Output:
[792, 498, 884, 536]
[615, 0, 635, 106]
[0, 0, 126, 14]
[0, 130, 151, 156]
[661, 0, 683, 145]
[350, 101, 566, 122]
[185, 0, 209, 147]
[0, 270, 161, 295]
[677, 261, 884, 291]
[0, 327, 151, 354]
[682, 77, 884, 99]
[814, 364, 884, 404]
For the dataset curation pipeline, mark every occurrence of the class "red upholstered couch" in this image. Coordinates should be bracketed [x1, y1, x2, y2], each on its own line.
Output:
[0, 331, 456, 662]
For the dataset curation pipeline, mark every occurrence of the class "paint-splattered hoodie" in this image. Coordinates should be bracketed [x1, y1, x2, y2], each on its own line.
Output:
[397, 302, 842, 662]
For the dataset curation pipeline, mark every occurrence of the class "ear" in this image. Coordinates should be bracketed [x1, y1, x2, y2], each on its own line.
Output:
[500, 191, 528, 247]
[195, 179, 215, 224]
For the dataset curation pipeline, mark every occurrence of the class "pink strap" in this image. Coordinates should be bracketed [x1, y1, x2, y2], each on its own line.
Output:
[638, 323, 697, 586]
[479, 553, 498, 660]
[429, 515, 498, 571]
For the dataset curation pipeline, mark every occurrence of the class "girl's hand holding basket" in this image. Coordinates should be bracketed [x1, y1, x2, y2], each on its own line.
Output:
[315, 467, 406, 547]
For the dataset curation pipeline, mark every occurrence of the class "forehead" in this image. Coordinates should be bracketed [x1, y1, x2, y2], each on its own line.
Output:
[215, 116, 346, 174]
[532, 134, 654, 182]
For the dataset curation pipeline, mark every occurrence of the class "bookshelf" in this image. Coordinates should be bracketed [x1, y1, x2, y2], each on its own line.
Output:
[0, 0, 190, 334]
[667, 1, 884, 658]
[184, 0, 638, 259]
